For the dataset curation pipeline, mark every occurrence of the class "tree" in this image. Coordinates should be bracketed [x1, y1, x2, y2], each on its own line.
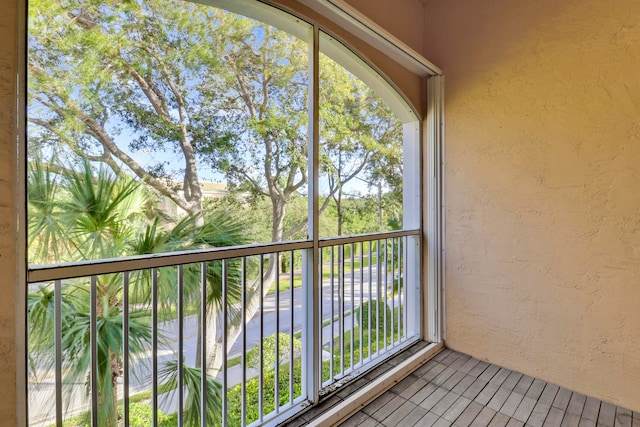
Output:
[27, 0, 405, 383]
[318, 53, 403, 237]
[27, 159, 246, 426]
[28, 0, 403, 239]
[28, 0, 233, 217]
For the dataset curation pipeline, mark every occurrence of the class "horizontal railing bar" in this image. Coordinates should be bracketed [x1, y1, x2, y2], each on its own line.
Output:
[318, 229, 418, 247]
[27, 239, 313, 283]
[28, 231, 419, 283]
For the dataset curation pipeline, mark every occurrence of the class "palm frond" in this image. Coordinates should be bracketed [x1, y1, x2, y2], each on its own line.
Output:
[158, 359, 222, 427]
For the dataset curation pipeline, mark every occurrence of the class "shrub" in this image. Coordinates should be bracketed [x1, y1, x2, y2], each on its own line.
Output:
[60, 403, 172, 427]
[127, 403, 172, 427]
[246, 332, 302, 370]
[355, 299, 392, 331]
[227, 357, 302, 425]
[392, 276, 403, 295]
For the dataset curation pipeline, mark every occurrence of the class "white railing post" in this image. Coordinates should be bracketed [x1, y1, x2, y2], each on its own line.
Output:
[406, 234, 421, 339]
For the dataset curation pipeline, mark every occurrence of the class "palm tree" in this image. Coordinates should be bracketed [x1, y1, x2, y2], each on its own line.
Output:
[27, 159, 246, 426]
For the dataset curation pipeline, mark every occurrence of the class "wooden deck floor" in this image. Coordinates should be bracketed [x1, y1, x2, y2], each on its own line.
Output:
[339, 348, 639, 427]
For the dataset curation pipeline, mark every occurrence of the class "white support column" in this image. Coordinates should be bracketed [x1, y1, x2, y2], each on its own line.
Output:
[425, 75, 445, 344]
[403, 121, 421, 230]
[403, 121, 421, 339]
[303, 23, 321, 405]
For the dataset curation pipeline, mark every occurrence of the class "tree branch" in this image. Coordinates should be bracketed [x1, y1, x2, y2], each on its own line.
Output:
[116, 51, 170, 117]
[29, 65, 195, 214]
[224, 53, 257, 118]
[284, 161, 307, 196]
[229, 166, 270, 197]
[144, 47, 202, 208]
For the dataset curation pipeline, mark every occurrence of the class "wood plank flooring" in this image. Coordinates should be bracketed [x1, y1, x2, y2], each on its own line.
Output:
[340, 349, 639, 427]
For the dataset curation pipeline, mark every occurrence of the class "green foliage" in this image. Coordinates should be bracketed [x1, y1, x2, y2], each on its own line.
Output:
[320, 192, 403, 238]
[58, 403, 173, 427]
[227, 358, 303, 425]
[28, 0, 406, 245]
[246, 333, 302, 370]
[27, 159, 246, 427]
[328, 330, 381, 374]
[321, 311, 404, 383]
[393, 277, 404, 295]
[27, 158, 67, 262]
[355, 299, 392, 331]
[127, 403, 172, 427]
[27, 159, 147, 264]
[207, 193, 310, 245]
[158, 361, 222, 427]
[28, 0, 410, 424]
[318, 51, 404, 238]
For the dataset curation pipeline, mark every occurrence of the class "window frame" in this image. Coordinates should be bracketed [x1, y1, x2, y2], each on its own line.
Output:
[17, 0, 445, 424]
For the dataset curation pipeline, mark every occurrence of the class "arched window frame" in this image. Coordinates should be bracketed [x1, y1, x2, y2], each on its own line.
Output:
[17, 0, 446, 424]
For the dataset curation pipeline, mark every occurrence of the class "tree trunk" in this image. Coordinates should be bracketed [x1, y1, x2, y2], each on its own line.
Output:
[203, 194, 285, 375]
[95, 288, 121, 427]
[110, 349, 121, 426]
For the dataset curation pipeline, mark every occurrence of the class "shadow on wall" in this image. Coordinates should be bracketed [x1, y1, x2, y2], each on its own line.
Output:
[423, 0, 601, 99]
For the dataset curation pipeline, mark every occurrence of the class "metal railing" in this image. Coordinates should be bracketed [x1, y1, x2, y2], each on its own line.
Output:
[318, 231, 420, 391]
[26, 231, 420, 426]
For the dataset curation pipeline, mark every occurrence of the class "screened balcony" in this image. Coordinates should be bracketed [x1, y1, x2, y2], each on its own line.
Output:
[4, 0, 640, 425]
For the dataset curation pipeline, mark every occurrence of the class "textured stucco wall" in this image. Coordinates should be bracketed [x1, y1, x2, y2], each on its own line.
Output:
[343, 0, 426, 56]
[425, 0, 640, 411]
[0, 0, 19, 424]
